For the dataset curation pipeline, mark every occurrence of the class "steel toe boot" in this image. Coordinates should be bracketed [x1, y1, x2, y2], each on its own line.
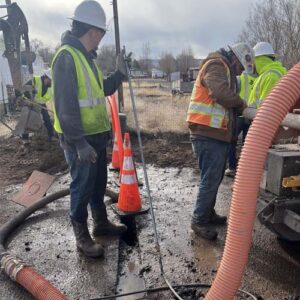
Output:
[191, 221, 218, 240]
[71, 219, 104, 258]
[91, 208, 127, 237]
[209, 213, 227, 225]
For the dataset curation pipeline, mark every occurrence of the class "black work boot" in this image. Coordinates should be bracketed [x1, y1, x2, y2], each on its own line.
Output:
[191, 221, 218, 240]
[71, 219, 104, 258]
[209, 212, 227, 225]
[91, 208, 127, 237]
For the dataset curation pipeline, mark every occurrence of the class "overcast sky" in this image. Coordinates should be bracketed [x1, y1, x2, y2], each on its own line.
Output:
[13, 0, 258, 59]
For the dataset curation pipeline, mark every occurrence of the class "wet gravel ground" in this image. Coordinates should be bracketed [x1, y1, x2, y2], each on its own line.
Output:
[117, 165, 300, 300]
[0, 175, 120, 300]
[1, 165, 300, 299]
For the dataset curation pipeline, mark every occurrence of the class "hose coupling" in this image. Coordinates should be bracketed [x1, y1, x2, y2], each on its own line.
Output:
[1, 254, 27, 281]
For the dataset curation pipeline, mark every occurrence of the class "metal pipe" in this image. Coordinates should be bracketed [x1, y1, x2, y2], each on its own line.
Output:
[243, 107, 300, 130]
[123, 47, 184, 300]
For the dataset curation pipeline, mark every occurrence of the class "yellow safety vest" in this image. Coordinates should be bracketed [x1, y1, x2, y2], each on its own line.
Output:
[248, 69, 283, 109]
[187, 58, 230, 129]
[52, 45, 110, 135]
[239, 72, 257, 103]
[33, 76, 51, 103]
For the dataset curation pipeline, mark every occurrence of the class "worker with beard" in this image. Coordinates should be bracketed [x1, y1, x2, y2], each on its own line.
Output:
[52, 0, 127, 258]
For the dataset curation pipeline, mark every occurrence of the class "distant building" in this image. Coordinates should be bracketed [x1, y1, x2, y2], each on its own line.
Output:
[151, 68, 165, 79]
[130, 69, 148, 78]
[0, 54, 13, 116]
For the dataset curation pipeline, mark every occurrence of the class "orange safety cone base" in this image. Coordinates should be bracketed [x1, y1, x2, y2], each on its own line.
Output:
[111, 203, 149, 217]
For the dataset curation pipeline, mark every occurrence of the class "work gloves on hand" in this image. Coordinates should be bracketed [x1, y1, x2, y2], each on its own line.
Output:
[116, 49, 128, 78]
[77, 143, 97, 163]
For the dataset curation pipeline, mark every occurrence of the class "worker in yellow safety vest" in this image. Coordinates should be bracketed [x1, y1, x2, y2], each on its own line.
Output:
[225, 59, 257, 177]
[52, 0, 127, 258]
[248, 42, 287, 109]
[186, 43, 251, 240]
[25, 70, 54, 140]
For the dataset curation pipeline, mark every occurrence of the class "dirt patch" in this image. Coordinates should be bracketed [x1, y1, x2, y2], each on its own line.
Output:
[108, 131, 196, 169]
[0, 134, 67, 188]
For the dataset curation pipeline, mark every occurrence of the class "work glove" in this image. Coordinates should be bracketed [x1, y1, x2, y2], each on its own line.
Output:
[77, 143, 97, 163]
[116, 50, 128, 78]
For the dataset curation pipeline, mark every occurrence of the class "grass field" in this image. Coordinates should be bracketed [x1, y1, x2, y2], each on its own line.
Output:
[122, 79, 191, 134]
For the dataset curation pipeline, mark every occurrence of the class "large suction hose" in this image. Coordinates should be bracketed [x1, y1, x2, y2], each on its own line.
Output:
[0, 188, 118, 300]
[0, 189, 70, 300]
[205, 63, 300, 299]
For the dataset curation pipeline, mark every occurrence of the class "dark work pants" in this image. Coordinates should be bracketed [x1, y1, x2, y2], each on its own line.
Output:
[41, 104, 54, 139]
[228, 117, 250, 170]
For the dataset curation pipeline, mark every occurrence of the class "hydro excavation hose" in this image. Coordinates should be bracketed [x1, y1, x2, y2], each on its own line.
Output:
[205, 63, 300, 299]
[0, 188, 119, 300]
[0, 189, 70, 300]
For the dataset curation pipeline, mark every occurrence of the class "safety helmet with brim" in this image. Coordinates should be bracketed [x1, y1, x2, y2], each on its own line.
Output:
[228, 42, 255, 74]
[253, 42, 276, 58]
[69, 0, 107, 31]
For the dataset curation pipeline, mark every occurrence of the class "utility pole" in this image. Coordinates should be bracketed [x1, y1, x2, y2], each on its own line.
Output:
[112, 0, 124, 112]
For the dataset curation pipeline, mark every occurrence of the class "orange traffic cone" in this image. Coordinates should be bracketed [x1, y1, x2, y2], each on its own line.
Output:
[117, 133, 142, 212]
[111, 134, 120, 169]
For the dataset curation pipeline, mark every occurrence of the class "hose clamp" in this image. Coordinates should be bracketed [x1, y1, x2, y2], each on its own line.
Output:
[1, 254, 27, 281]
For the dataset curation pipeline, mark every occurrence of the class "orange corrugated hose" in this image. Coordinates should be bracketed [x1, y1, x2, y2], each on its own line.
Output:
[16, 267, 67, 300]
[205, 62, 300, 300]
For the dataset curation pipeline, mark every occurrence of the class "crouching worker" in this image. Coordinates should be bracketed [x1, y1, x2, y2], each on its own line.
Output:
[24, 70, 54, 140]
[52, 0, 127, 257]
[187, 43, 251, 240]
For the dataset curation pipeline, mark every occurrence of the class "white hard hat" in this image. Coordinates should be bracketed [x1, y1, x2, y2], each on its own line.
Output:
[253, 42, 275, 57]
[44, 69, 52, 80]
[70, 0, 107, 31]
[228, 42, 255, 74]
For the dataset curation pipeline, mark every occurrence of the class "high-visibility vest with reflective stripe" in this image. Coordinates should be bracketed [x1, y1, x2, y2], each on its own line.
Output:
[187, 58, 230, 129]
[239, 72, 257, 103]
[33, 76, 51, 103]
[52, 45, 110, 135]
[248, 69, 283, 109]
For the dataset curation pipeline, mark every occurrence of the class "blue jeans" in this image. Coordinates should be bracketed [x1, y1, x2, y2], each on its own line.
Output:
[64, 134, 108, 223]
[228, 117, 250, 170]
[191, 136, 229, 224]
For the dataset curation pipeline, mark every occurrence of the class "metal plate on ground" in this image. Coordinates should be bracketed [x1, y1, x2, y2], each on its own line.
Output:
[12, 170, 55, 207]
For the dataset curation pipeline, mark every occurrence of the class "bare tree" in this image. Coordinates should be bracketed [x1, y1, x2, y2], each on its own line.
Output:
[176, 46, 195, 80]
[139, 42, 152, 75]
[29, 38, 55, 64]
[239, 0, 300, 68]
[96, 45, 116, 76]
[159, 52, 176, 81]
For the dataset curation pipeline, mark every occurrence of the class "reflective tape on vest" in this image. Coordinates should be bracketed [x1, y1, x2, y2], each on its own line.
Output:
[121, 174, 137, 184]
[123, 156, 134, 171]
[189, 101, 225, 116]
[79, 97, 106, 108]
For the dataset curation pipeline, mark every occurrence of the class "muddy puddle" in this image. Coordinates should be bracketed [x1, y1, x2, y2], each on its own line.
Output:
[1, 134, 300, 299]
[117, 165, 300, 300]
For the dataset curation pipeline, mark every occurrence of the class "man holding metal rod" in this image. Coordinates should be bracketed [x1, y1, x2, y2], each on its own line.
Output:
[52, 0, 127, 258]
